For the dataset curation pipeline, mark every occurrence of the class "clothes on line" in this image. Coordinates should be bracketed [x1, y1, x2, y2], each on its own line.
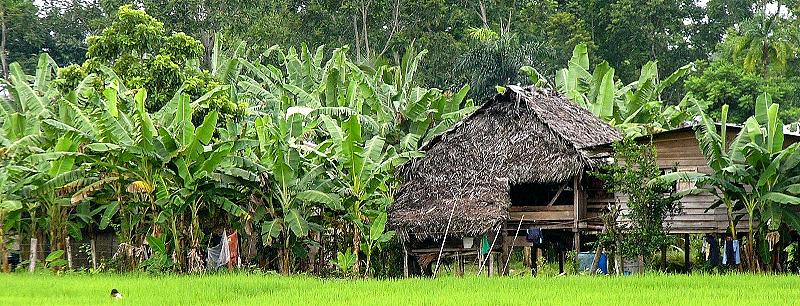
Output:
[722, 239, 741, 265]
[206, 230, 241, 270]
[480, 235, 490, 255]
[702, 235, 720, 266]
[526, 228, 543, 246]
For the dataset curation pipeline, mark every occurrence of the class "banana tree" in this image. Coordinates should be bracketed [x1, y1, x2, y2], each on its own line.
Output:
[316, 114, 419, 276]
[663, 93, 800, 271]
[524, 43, 695, 137]
[238, 45, 476, 151]
[253, 110, 341, 275]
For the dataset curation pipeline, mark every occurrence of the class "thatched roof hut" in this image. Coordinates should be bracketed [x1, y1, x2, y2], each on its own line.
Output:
[389, 86, 621, 240]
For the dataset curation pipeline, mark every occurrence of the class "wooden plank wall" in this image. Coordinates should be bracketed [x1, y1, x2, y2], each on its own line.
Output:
[621, 130, 745, 234]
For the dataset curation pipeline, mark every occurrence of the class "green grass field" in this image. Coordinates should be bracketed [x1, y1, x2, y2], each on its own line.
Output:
[0, 273, 796, 305]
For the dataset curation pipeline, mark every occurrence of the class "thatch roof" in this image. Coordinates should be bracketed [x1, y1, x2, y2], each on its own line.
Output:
[389, 86, 621, 240]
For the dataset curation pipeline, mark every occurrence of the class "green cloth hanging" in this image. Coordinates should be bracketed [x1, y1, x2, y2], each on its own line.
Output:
[481, 235, 490, 255]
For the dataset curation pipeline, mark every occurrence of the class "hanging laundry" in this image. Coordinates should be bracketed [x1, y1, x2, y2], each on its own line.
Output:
[481, 235, 490, 255]
[227, 231, 240, 269]
[722, 238, 741, 266]
[526, 228, 543, 246]
[206, 230, 231, 269]
[704, 235, 720, 266]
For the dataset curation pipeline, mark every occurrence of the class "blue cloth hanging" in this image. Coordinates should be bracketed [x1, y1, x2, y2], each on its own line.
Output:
[598, 253, 609, 274]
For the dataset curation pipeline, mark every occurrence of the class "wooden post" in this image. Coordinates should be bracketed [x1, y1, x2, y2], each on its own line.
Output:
[531, 247, 538, 277]
[573, 176, 580, 232]
[558, 250, 565, 274]
[523, 246, 531, 268]
[684, 233, 691, 274]
[66, 236, 73, 270]
[488, 253, 494, 277]
[458, 252, 465, 277]
[90, 239, 97, 270]
[28, 238, 37, 272]
[661, 243, 668, 269]
[590, 227, 608, 275]
[500, 232, 510, 276]
[573, 176, 583, 254]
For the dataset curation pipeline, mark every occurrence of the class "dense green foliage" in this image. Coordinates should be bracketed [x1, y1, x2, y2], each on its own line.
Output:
[3, 0, 800, 278]
[3, 1, 795, 103]
[524, 43, 696, 137]
[0, 7, 474, 276]
[2, 274, 800, 305]
[595, 140, 681, 268]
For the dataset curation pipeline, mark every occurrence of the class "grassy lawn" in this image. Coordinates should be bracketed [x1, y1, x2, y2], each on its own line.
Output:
[0, 273, 797, 305]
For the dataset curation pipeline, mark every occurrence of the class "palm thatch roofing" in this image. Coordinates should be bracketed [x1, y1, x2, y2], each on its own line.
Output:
[389, 86, 622, 240]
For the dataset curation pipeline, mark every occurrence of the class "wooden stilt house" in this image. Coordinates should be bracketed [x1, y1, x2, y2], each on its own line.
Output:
[388, 86, 621, 275]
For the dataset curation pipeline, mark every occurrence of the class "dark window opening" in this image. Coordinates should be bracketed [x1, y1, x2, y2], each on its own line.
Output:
[585, 175, 613, 200]
[510, 182, 574, 206]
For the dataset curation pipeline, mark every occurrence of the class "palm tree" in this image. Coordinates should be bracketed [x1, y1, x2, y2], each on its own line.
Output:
[454, 30, 556, 99]
[733, 13, 796, 77]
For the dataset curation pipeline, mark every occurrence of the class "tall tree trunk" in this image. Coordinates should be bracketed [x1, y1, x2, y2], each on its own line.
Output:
[353, 16, 361, 60]
[0, 215, 8, 273]
[761, 44, 770, 78]
[477, 1, 489, 28]
[0, 9, 8, 80]
[352, 224, 361, 276]
[281, 236, 290, 275]
[361, 4, 370, 59]
[747, 210, 760, 272]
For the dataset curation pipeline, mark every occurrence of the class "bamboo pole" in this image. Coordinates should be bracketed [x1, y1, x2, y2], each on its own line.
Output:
[433, 200, 457, 277]
[503, 215, 524, 275]
[477, 227, 501, 276]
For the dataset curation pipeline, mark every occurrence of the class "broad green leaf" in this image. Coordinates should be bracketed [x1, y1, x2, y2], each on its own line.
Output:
[570, 43, 589, 71]
[102, 87, 119, 118]
[764, 192, 800, 205]
[134, 89, 157, 145]
[195, 110, 219, 145]
[755, 92, 771, 124]
[595, 68, 615, 119]
[9, 63, 47, 118]
[49, 136, 78, 176]
[174, 94, 194, 146]
[45, 250, 65, 262]
[296, 190, 342, 210]
[369, 212, 388, 242]
[285, 209, 309, 237]
[146, 235, 167, 255]
[0, 200, 22, 212]
[85, 143, 121, 152]
[261, 219, 283, 245]
[99, 202, 119, 230]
